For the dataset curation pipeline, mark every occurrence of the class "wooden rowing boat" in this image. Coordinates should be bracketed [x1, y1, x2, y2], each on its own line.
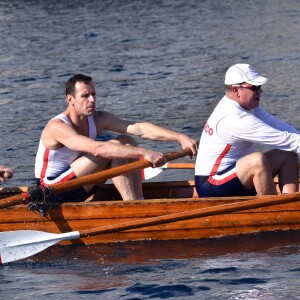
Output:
[0, 179, 299, 245]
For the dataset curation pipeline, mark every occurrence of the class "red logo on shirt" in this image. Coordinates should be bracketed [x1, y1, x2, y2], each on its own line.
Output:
[204, 123, 213, 135]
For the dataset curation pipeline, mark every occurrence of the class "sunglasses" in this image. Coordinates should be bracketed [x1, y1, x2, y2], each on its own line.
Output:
[232, 83, 261, 91]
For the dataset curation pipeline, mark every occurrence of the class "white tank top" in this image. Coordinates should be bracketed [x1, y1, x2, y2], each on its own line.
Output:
[35, 114, 97, 179]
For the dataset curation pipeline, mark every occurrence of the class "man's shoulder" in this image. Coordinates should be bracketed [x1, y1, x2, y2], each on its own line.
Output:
[94, 110, 121, 121]
[210, 97, 242, 118]
[94, 110, 112, 118]
[44, 114, 75, 134]
[93, 110, 122, 130]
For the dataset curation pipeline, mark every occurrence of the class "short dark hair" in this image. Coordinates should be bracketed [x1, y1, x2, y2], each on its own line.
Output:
[66, 74, 93, 96]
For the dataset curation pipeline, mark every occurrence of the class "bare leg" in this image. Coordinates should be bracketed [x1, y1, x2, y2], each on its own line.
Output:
[70, 154, 111, 192]
[129, 162, 144, 199]
[70, 134, 144, 200]
[110, 158, 143, 200]
[236, 152, 277, 195]
[264, 149, 299, 193]
[110, 135, 144, 200]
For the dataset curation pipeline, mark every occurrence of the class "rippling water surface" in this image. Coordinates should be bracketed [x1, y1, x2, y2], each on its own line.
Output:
[0, 0, 299, 299]
[1, 233, 300, 299]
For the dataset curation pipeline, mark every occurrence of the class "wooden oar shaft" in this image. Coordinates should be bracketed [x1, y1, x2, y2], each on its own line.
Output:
[50, 148, 192, 194]
[53, 160, 151, 194]
[167, 162, 195, 169]
[0, 194, 25, 209]
[79, 192, 299, 238]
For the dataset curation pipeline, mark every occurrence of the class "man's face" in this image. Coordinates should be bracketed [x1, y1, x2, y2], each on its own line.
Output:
[232, 84, 263, 110]
[71, 81, 96, 116]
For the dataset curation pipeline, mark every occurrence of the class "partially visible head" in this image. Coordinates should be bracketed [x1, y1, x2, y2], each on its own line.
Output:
[224, 64, 268, 87]
[66, 74, 93, 96]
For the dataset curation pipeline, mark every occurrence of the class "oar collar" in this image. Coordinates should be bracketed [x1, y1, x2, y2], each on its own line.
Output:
[27, 185, 55, 216]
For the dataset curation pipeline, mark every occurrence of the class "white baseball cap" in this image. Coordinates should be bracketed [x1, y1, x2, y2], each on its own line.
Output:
[224, 63, 269, 86]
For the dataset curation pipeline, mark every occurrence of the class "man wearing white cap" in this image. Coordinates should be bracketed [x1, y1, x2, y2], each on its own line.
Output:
[195, 63, 299, 197]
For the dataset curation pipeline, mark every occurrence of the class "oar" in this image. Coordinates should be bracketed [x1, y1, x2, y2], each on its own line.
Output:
[142, 162, 195, 180]
[1, 191, 300, 264]
[0, 148, 193, 209]
[143, 162, 300, 180]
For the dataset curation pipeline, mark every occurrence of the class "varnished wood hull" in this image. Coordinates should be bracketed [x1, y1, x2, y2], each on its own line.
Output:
[0, 180, 299, 245]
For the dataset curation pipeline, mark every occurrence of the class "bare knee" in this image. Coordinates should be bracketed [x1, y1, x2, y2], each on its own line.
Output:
[236, 152, 272, 185]
[265, 149, 298, 176]
[249, 152, 271, 171]
[236, 152, 276, 194]
[112, 134, 137, 147]
[286, 151, 298, 164]
[281, 151, 299, 174]
[110, 135, 139, 168]
[269, 149, 298, 162]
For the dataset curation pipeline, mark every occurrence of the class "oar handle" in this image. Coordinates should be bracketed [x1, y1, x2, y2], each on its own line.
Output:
[51, 148, 193, 195]
[164, 148, 192, 161]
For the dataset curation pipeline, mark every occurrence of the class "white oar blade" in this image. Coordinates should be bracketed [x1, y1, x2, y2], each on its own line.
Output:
[0, 230, 80, 264]
[142, 163, 168, 180]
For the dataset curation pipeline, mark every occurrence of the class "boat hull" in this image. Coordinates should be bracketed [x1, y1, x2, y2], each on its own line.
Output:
[0, 180, 299, 245]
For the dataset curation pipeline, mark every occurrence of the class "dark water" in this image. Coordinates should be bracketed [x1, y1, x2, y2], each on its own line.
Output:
[0, 0, 299, 299]
[1, 232, 300, 299]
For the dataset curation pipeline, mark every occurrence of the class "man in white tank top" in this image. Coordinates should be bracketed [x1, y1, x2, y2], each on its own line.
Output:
[35, 74, 198, 202]
[195, 64, 300, 197]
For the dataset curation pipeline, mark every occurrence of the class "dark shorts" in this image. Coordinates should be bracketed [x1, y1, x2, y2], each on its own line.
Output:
[36, 172, 99, 203]
[195, 163, 256, 197]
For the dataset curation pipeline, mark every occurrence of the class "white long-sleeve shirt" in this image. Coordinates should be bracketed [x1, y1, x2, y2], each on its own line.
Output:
[195, 96, 300, 176]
